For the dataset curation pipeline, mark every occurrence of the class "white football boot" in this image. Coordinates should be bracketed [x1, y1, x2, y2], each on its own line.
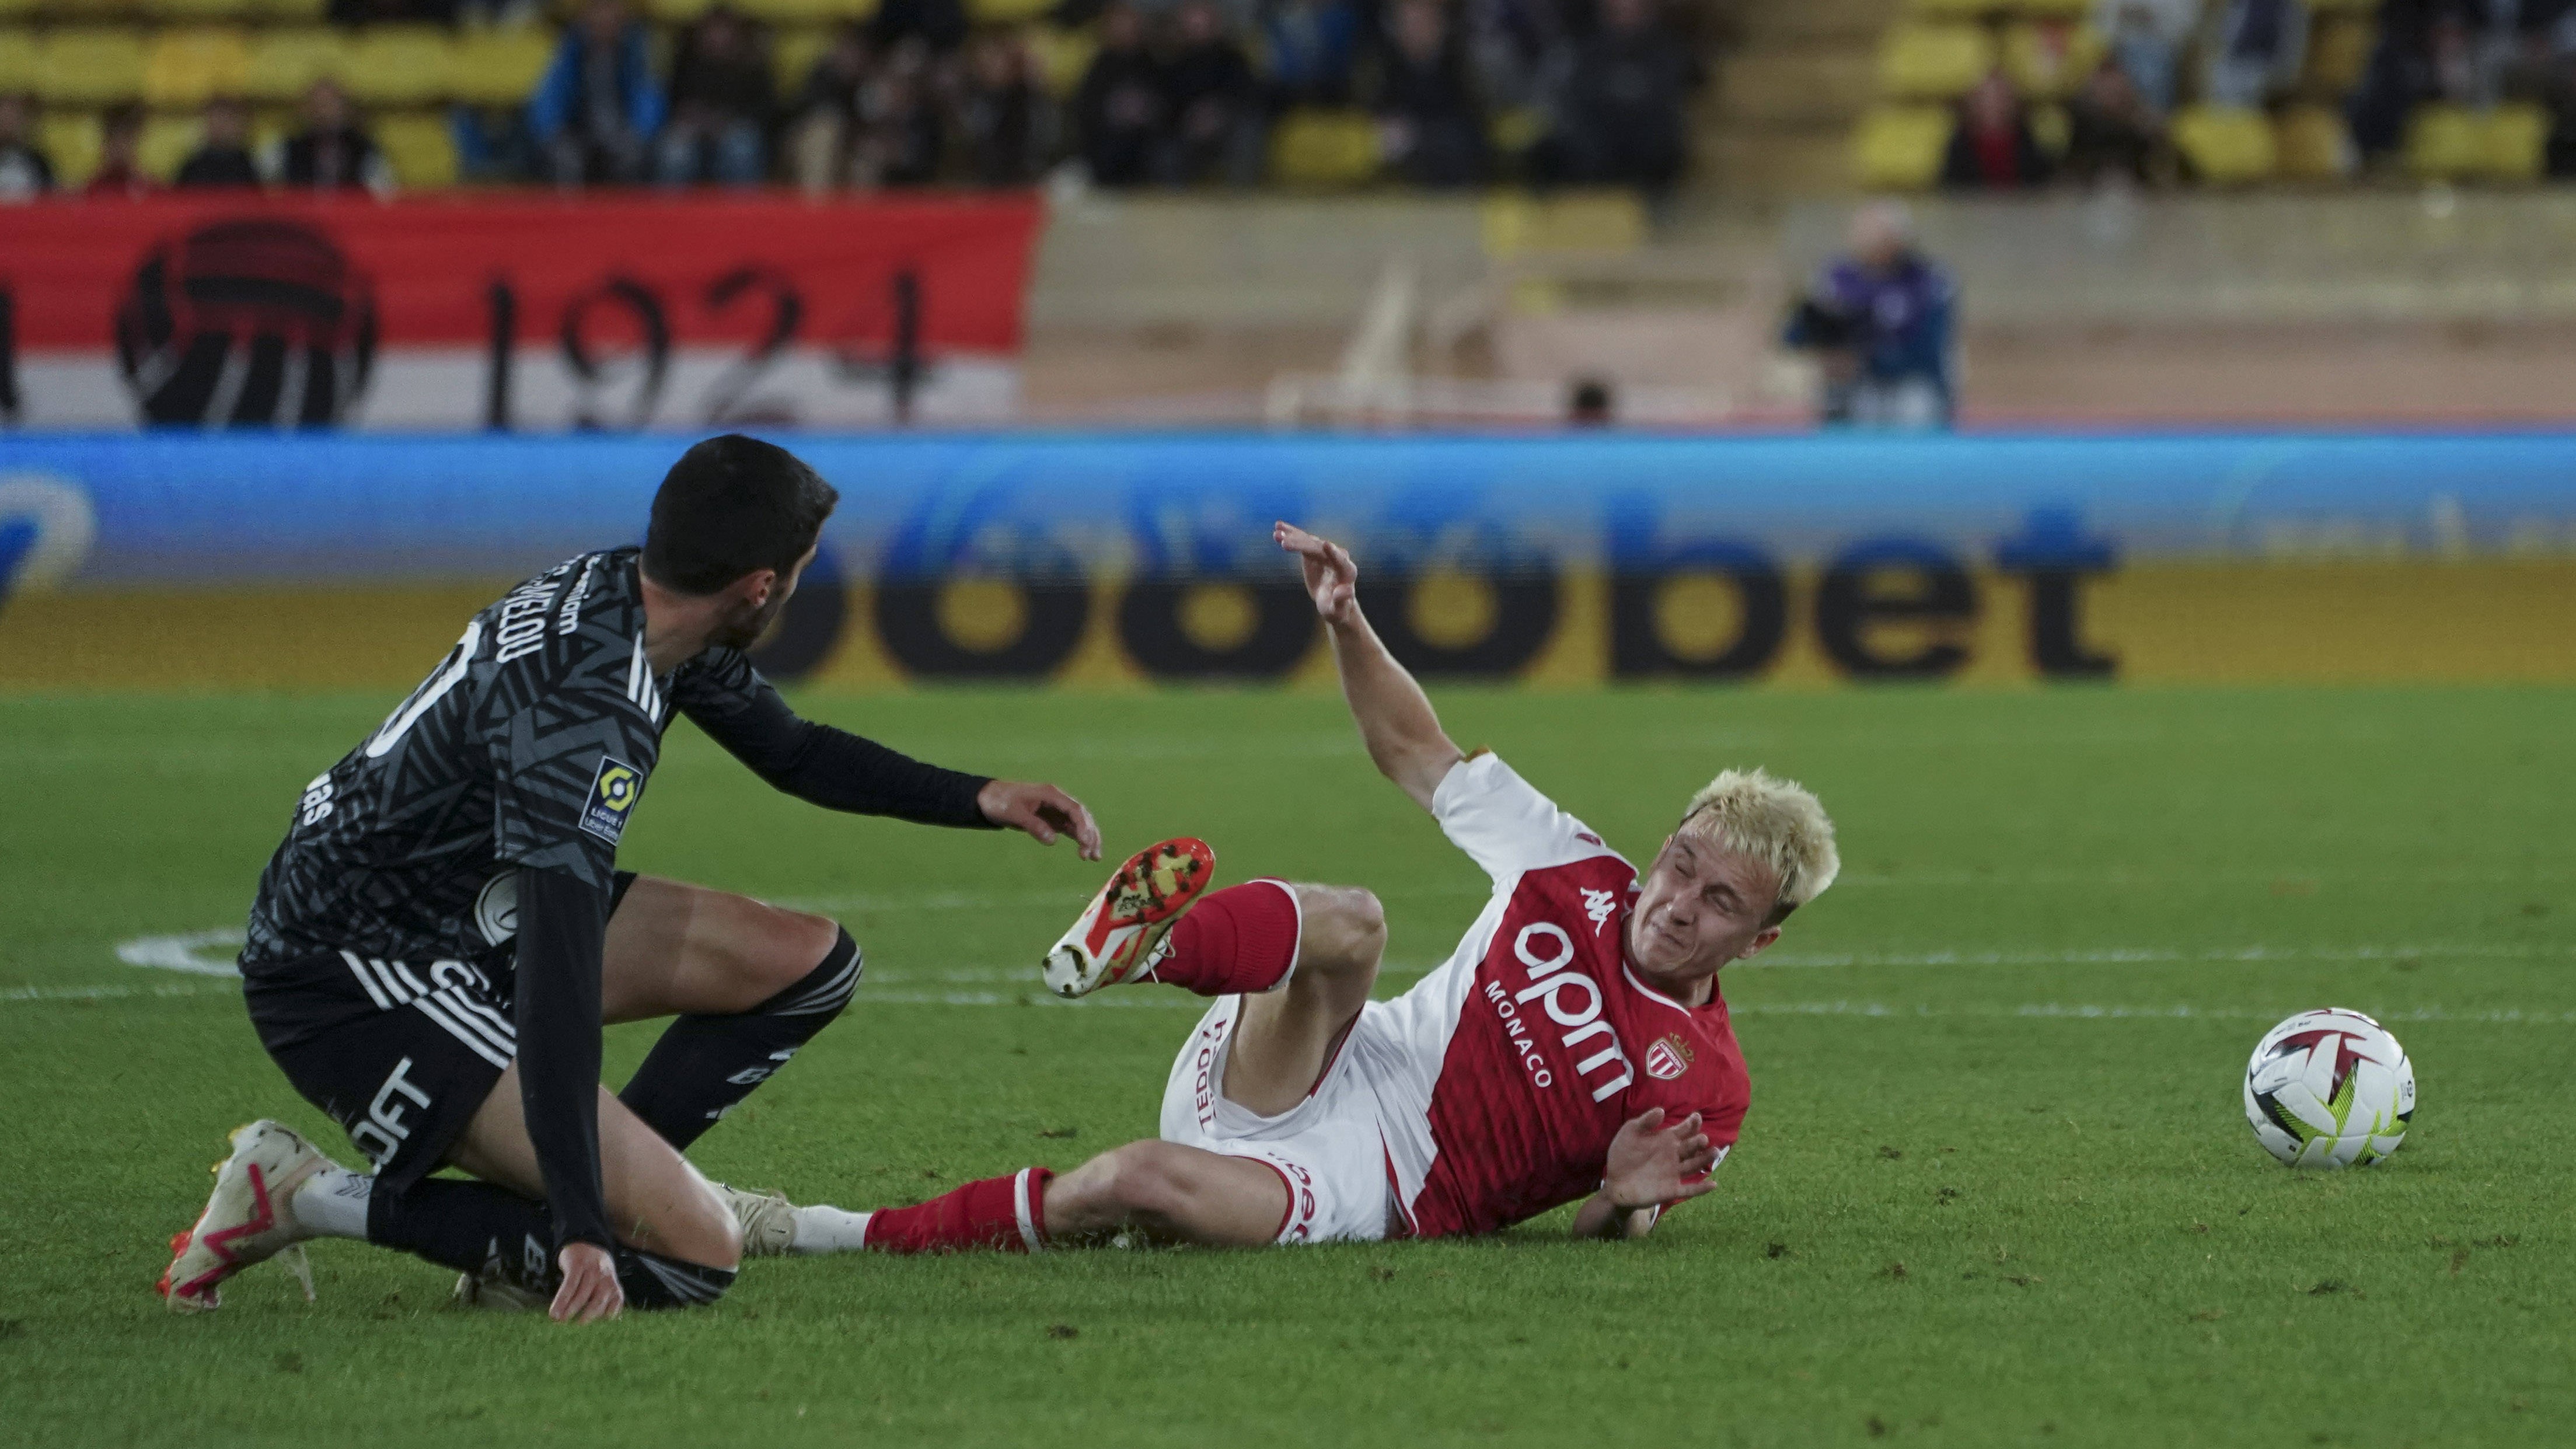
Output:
[714, 1182, 798, 1258]
[157, 1120, 331, 1312]
[1041, 838, 1216, 999]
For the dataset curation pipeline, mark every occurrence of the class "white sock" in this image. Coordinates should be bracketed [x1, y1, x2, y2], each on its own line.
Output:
[291, 1166, 373, 1240]
[788, 1204, 872, 1254]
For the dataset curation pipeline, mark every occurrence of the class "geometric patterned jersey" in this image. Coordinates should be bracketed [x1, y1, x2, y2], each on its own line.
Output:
[242, 547, 752, 977]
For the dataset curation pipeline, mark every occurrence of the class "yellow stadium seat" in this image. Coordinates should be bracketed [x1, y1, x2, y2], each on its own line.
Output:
[139, 112, 201, 179]
[249, 0, 328, 19]
[0, 29, 39, 92]
[2029, 100, 2068, 155]
[376, 110, 456, 187]
[2005, 0, 2089, 16]
[967, 0, 1050, 22]
[343, 26, 452, 107]
[1023, 24, 1094, 98]
[2000, 20, 2103, 100]
[1877, 23, 1995, 102]
[45, 0, 144, 20]
[2173, 104, 2276, 183]
[448, 27, 558, 106]
[2480, 103, 2547, 183]
[2403, 103, 2482, 179]
[40, 111, 102, 184]
[144, 29, 252, 107]
[34, 30, 148, 106]
[243, 27, 350, 103]
[642, 0, 720, 20]
[1902, 0, 1994, 18]
[0, 0, 37, 18]
[770, 25, 829, 94]
[1488, 104, 1545, 155]
[141, 0, 260, 20]
[2273, 103, 2351, 180]
[1851, 104, 1953, 190]
[737, 0, 874, 22]
[1268, 108, 1377, 187]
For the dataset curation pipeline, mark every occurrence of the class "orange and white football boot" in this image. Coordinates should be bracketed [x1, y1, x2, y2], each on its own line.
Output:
[158, 1119, 330, 1312]
[1041, 838, 1216, 998]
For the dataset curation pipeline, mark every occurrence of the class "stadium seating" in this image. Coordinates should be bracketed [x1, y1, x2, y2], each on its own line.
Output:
[242, 27, 349, 103]
[142, 27, 252, 107]
[2481, 103, 2549, 184]
[2406, 103, 2549, 183]
[376, 110, 457, 186]
[2173, 104, 2276, 184]
[141, 0, 263, 18]
[1999, 20, 2102, 101]
[137, 110, 199, 174]
[38, 111, 100, 183]
[1022, 25, 1095, 97]
[1876, 23, 1994, 102]
[0, 30, 39, 93]
[966, 0, 1051, 21]
[735, 0, 872, 24]
[448, 27, 557, 106]
[1851, 104, 1952, 190]
[343, 26, 451, 106]
[34, 29, 149, 106]
[2273, 103, 2354, 182]
[1269, 109, 1378, 188]
[770, 26, 828, 94]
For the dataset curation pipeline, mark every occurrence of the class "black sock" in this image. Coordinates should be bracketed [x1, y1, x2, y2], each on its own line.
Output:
[619, 926, 860, 1150]
[366, 1178, 734, 1310]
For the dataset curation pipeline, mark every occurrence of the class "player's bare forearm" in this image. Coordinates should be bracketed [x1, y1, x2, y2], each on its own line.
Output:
[1326, 610, 1464, 810]
[1276, 521, 1462, 811]
[1571, 1192, 1659, 1241]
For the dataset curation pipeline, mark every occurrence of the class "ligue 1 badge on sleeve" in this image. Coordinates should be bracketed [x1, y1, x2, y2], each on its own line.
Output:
[580, 757, 645, 844]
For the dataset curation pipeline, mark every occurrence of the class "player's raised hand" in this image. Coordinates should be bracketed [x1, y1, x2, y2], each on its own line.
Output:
[551, 1242, 624, 1324]
[1603, 1107, 1719, 1211]
[978, 779, 1104, 861]
[1274, 521, 1360, 628]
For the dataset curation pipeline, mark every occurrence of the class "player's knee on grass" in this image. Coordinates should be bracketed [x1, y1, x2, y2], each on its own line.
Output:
[1293, 885, 1385, 983]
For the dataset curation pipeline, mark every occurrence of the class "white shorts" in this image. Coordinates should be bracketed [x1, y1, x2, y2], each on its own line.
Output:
[1158, 993, 1402, 1245]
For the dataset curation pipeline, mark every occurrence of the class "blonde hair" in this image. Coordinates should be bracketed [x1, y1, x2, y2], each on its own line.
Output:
[1679, 769, 1841, 923]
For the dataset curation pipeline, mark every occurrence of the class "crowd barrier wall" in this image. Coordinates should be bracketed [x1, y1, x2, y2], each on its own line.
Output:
[3, 431, 2572, 690]
[2, 195, 1042, 431]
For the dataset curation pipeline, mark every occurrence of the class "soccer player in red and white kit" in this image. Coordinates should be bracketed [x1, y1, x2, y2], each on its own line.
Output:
[720, 522, 1839, 1254]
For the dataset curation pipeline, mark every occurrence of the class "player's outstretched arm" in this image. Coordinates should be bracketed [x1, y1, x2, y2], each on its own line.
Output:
[1572, 1108, 1719, 1241]
[1275, 521, 1464, 812]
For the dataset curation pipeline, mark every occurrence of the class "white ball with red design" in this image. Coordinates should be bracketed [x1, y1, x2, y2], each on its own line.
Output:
[2243, 1008, 2416, 1169]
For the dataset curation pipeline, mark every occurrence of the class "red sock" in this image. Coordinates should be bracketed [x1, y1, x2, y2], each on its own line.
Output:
[864, 1167, 1052, 1254]
[1148, 879, 1301, 996]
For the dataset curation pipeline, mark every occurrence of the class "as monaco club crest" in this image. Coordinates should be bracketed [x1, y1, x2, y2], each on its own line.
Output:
[1645, 1033, 1694, 1081]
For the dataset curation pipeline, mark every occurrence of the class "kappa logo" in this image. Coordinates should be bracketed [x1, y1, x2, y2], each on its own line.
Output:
[1580, 888, 1618, 934]
[1645, 1033, 1695, 1081]
[580, 756, 644, 843]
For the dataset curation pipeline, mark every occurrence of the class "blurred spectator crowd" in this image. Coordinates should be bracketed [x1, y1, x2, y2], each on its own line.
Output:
[1856, 0, 2576, 191]
[0, 0, 1708, 198]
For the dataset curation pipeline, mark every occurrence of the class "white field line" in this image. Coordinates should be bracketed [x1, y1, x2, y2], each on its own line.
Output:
[90, 928, 2576, 991]
[16, 977, 2572, 1026]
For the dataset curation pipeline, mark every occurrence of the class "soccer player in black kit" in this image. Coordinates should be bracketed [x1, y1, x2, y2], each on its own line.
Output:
[159, 435, 1102, 1322]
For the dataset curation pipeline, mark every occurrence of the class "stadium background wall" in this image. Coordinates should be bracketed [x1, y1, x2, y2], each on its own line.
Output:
[2, 432, 2572, 690]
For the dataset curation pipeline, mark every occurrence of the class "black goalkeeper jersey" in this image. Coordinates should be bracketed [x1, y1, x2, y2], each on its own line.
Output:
[243, 546, 991, 977]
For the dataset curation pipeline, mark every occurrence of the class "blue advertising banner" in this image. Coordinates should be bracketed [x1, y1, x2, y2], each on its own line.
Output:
[5, 430, 2575, 589]
[5, 431, 2574, 690]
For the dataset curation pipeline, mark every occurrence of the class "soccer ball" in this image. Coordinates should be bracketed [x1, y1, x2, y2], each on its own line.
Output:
[2243, 1009, 2415, 1168]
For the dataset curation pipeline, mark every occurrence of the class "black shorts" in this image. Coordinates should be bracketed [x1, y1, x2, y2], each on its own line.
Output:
[243, 871, 638, 1192]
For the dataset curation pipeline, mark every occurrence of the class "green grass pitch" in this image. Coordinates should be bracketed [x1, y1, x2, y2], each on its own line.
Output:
[1, 683, 2569, 1448]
